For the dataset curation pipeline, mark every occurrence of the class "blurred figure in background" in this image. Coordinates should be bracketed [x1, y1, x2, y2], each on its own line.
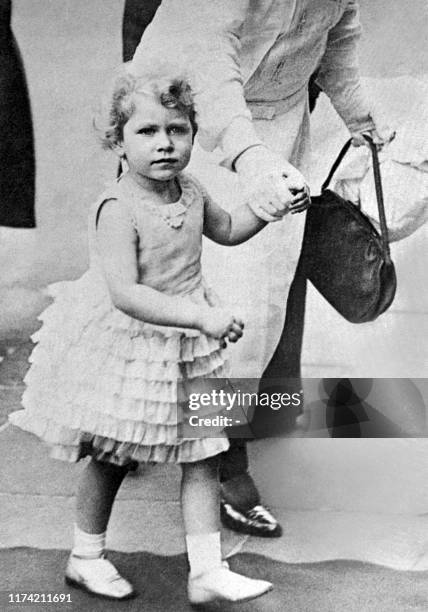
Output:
[0, 0, 35, 229]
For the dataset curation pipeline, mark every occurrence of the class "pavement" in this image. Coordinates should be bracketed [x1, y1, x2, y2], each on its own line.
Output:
[2, 342, 428, 575]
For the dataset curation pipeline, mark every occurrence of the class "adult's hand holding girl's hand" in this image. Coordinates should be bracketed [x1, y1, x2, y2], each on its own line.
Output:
[199, 307, 244, 344]
[235, 146, 310, 222]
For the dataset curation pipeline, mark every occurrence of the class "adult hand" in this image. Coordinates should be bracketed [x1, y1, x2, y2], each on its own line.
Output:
[235, 146, 310, 222]
[351, 105, 395, 149]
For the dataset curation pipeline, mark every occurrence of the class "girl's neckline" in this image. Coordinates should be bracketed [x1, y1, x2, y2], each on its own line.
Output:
[119, 172, 182, 206]
[118, 172, 193, 229]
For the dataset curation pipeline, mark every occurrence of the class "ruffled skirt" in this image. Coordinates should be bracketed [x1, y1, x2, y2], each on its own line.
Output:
[9, 270, 230, 464]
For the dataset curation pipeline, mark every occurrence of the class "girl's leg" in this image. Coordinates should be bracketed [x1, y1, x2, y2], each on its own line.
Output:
[66, 458, 135, 600]
[181, 456, 273, 604]
[181, 455, 220, 536]
[75, 458, 129, 534]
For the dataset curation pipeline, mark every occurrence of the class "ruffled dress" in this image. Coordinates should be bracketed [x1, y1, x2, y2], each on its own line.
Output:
[9, 172, 230, 465]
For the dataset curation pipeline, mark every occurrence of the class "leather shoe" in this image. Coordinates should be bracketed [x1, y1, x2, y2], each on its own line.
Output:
[188, 565, 272, 604]
[65, 554, 135, 600]
[220, 500, 283, 537]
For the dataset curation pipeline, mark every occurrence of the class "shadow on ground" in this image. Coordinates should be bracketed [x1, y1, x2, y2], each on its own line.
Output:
[1, 549, 428, 612]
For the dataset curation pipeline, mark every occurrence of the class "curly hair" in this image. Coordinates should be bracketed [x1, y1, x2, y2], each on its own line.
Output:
[95, 63, 197, 150]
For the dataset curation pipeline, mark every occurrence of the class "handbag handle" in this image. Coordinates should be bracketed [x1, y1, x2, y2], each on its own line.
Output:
[321, 135, 391, 264]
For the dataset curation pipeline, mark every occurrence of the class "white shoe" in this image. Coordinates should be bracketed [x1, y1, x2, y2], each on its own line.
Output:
[65, 555, 135, 600]
[188, 566, 272, 604]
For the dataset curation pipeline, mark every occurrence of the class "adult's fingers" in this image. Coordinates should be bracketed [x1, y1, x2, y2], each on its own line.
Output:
[232, 316, 245, 328]
[232, 319, 244, 331]
[227, 330, 242, 343]
[290, 203, 310, 214]
[291, 203, 309, 214]
[291, 189, 309, 204]
[289, 188, 310, 209]
[290, 198, 310, 214]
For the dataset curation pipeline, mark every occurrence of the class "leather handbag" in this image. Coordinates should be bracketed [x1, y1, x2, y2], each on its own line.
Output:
[300, 135, 397, 323]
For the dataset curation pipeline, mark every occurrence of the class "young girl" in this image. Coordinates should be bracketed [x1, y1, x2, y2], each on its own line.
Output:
[9, 66, 289, 604]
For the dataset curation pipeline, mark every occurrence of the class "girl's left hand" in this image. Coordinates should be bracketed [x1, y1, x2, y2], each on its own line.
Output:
[219, 315, 245, 349]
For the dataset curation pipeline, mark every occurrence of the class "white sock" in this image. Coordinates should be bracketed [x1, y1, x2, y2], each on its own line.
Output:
[186, 532, 222, 577]
[71, 525, 106, 559]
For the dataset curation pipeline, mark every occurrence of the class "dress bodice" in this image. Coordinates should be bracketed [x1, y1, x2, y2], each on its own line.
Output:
[88, 172, 204, 297]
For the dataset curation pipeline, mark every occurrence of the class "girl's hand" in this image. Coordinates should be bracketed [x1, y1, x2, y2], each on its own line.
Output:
[235, 146, 310, 222]
[199, 307, 244, 343]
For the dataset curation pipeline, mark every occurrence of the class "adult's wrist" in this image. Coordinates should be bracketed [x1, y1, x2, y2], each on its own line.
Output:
[220, 116, 264, 171]
[233, 144, 269, 172]
[233, 144, 273, 175]
[347, 112, 376, 136]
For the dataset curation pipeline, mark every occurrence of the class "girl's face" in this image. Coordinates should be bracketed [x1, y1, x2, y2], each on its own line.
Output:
[119, 93, 193, 186]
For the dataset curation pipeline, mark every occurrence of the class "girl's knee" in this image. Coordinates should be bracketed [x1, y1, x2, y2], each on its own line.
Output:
[89, 457, 130, 478]
[182, 455, 220, 476]
[204, 455, 220, 471]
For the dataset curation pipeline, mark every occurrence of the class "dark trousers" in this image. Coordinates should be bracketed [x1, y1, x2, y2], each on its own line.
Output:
[122, 0, 307, 484]
[0, 0, 35, 228]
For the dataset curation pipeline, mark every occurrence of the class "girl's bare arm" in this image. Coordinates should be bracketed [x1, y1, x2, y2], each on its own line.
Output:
[203, 193, 268, 246]
[96, 200, 204, 328]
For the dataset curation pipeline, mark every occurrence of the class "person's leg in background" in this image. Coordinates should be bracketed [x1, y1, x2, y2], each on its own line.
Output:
[194, 99, 310, 536]
[0, 0, 36, 228]
[219, 438, 283, 537]
[248, 70, 322, 440]
[218, 82, 323, 535]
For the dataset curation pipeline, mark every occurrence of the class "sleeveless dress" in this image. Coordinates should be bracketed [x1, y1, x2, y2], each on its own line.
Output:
[9, 172, 230, 465]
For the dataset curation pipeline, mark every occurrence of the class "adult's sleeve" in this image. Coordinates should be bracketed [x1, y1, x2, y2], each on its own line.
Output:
[315, 1, 374, 133]
[131, 0, 263, 169]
